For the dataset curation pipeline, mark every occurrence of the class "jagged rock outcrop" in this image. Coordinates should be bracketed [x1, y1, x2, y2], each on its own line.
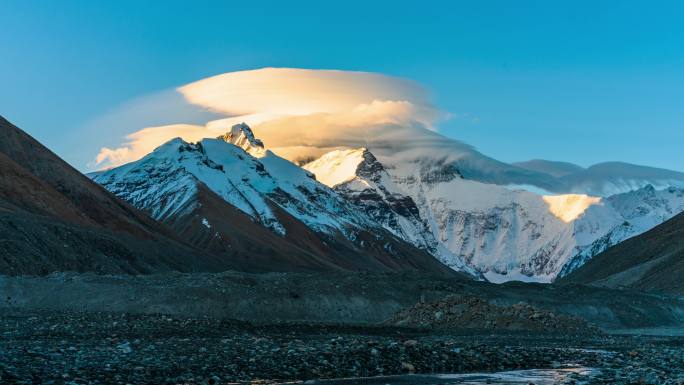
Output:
[304, 148, 476, 274]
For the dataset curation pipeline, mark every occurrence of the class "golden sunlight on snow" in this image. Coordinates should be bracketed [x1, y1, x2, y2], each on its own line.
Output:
[302, 148, 367, 187]
[542, 194, 602, 222]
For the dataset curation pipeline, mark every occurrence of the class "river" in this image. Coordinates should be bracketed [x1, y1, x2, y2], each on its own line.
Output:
[303, 366, 596, 384]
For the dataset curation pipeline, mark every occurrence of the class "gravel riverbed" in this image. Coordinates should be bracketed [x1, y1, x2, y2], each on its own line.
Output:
[0, 310, 682, 384]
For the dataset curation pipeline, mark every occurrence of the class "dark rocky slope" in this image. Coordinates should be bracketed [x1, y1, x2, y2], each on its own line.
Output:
[0, 116, 231, 275]
[559, 211, 684, 295]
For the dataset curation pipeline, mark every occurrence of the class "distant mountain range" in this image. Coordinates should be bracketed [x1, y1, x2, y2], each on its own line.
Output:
[514, 159, 684, 196]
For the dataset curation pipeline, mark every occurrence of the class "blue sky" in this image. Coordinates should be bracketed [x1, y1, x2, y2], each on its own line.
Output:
[1, 0, 683, 171]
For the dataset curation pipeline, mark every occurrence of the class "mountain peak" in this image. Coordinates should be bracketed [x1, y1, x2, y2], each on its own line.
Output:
[302, 148, 375, 188]
[355, 148, 387, 181]
[218, 123, 265, 153]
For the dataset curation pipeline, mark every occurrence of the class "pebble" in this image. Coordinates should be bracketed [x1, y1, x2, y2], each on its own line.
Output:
[0, 309, 682, 384]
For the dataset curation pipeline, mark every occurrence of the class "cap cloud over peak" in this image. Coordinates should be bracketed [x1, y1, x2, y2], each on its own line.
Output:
[91, 68, 445, 170]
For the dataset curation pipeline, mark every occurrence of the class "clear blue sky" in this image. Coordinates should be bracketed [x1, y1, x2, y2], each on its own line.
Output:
[2, 0, 683, 171]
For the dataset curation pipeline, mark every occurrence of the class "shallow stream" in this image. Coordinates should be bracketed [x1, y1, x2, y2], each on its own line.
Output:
[304, 366, 596, 384]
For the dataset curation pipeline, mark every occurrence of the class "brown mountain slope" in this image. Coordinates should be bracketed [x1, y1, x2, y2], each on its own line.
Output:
[0, 115, 174, 235]
[157, 181, 458, 275]
[0, 115, 234, 275]
[559, 211, 684, 295]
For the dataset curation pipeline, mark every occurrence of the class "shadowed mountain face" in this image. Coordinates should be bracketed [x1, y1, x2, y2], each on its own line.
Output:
[0, 115, 237, 275]
[559, 211, 684, 295]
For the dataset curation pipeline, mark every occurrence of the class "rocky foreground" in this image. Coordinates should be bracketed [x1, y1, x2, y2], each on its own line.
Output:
[387, 295, 601, 334]
[1, 310, 683, 384]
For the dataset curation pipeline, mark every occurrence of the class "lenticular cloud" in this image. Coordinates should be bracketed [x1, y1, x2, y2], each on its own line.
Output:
[91, 68, 445, 169]
[178, 68, 435, 121]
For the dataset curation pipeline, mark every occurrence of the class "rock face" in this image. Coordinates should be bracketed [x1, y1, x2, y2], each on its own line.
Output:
[0, 115, 231, 275]
[92, 125, 455, 275]
[303, 148, 476, 275]
[217, 122, 265, 156]
[559, 210, 684, 295]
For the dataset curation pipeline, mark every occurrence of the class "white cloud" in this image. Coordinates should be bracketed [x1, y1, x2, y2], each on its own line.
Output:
[91, 68, 447, 169]
[93, 124, 216, 169]
[248, 100, 444, 163]
[178, 68, 436, 122]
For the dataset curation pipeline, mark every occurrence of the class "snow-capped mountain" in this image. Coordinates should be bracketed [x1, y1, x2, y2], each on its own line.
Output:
[93, 134, 356, 236]
[303, 148, 475, 274]
[310, 125, 684, 282]
[91, 124, 454, 274]
[305, 145, 684, 282]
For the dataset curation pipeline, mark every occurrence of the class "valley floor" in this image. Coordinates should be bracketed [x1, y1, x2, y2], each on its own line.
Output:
[0, 309, 683, 384]
[1, 272, 684, 384]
